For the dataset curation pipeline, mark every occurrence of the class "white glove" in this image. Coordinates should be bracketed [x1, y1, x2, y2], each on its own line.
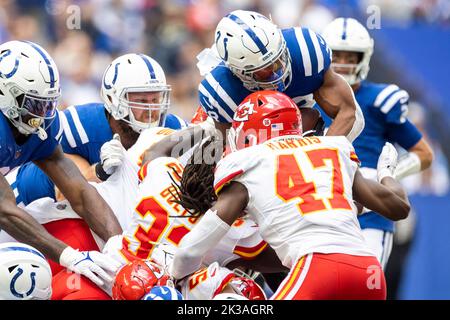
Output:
[100, 134, 126, 175]
[102, 234, 127, 266]
[377, 142, 398, 182]
[59, 246, 121, 287]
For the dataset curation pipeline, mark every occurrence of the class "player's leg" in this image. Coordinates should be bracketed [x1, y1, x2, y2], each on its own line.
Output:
[51, 269, 111, 300]
[361, 228, 394, 269]
[271, 253, 347, 300]
[270, 253, 386, 300]
[43, 218, 100, 275]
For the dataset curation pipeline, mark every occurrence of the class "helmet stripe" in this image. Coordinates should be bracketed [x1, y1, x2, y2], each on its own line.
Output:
[22, 41, 56, 88]
[342, 18, 348, 40]
[227, 14, 268, 55]
[138, 54, 156, 80]
[0, 246, 46, 260]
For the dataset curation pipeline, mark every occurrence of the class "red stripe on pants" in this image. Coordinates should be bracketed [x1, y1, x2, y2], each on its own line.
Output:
[273, 253, 386, 300]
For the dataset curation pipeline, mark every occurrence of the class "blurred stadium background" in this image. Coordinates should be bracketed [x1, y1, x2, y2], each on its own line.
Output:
[1, 0, 449, 300]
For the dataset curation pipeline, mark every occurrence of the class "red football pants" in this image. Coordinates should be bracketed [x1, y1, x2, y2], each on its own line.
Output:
[43, 218, 100, 275]
[42, 218, 109, 300]
[51, 270, 111, 300]
[271, 253, 386, 300]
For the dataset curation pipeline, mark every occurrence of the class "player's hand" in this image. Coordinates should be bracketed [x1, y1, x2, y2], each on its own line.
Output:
[102, 234, 127, 266]
[100, 134, 125, 175]
[59, 246, 121, 287]
[377, 142, 398, 182]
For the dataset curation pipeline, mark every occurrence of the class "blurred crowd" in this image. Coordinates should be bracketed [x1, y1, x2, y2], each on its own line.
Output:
[0, 0, 447, 196]
[0, 0, 447, 117]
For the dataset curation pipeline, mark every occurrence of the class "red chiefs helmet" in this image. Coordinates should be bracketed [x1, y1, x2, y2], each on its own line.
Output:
[112, 260, 170, 300]
[229, 276, 267, 300]
[229, 90, 302, 151]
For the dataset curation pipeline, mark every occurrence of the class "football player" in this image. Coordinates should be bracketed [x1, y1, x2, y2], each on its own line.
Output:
[169, 91, 411, 300]
[7, 53, 187, 207]
[321, 18, 434, 268]
[0, 41, 121, 288]
[50, 125, 284, 300]
[198, 10, 364, 143]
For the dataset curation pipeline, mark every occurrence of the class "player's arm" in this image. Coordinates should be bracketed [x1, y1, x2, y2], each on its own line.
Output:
[353, 170, 410, 221]
[170, 181, 249, 280]
[35, 145, 122, 241]
[212, 121, 231, 143]
[313, 68, 364, 141]
[142, 124, 219, 165]
[142, 126, 199, 163]
[54, 153, 99, 201]
[0, 173, 68, 261]
[396, 138, 434, 179]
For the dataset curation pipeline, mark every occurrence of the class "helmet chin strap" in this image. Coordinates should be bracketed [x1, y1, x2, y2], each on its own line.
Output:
[11, 117, 48, 140]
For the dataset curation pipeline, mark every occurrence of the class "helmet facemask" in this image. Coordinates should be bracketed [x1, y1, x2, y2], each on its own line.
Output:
[330, 50, 370, 85]
[5, 85, 59, 140]
[229, 40, 292, 92]
[115, 84, 171, 133]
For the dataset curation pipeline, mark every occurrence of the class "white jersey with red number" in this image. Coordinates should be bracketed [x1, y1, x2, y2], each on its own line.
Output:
[214, 135, 374, 269]
[180, 262, 235, 300]
[111, 156, 266, 269]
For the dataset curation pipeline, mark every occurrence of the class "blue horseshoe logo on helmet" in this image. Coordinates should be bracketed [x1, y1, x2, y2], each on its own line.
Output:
[10, 267, 37, 299]
[215, 31, 229, 62]
[0, 49, 19, 79]
[103, 62, 121, 90]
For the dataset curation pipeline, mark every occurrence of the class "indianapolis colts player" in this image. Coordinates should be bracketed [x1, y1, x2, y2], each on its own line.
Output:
[197, 10, 365, 142]
[0, 242, 52, 300]
[0, 40, 122, 287]
[321, 18, 434, 268]
[7, 53, 187, 206]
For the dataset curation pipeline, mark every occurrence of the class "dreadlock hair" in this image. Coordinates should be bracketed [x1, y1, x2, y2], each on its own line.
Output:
[169, 136, 221, 217]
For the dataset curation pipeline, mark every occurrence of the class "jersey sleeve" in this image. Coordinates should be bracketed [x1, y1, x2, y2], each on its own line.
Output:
[198, 66, 248, 124]
[311, 29, 332, 74]
[214, 149, 258, 194]
[58, 108, 90, 157]
[373, 85, 423, 149]
[290, 27, 332, 78]
[386, 119, 423, 150]
[373, 85, 410, 125]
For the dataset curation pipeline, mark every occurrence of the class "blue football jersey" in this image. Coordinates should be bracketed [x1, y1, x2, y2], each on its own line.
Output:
[316, 81, 422, 232]
[199, 27, 332, 122]
[10, 103, 187, 205]
[0, 111, 63, 176]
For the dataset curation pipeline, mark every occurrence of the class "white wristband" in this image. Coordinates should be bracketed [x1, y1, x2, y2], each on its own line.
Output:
[394, 152, 421, 180]
[59, 246, 77, 267]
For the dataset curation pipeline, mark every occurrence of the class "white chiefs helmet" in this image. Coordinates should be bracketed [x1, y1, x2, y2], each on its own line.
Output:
[0, 243, 52, 300]
[214, 10, 292, 91]
[101, 53, 171, 133]
[321, 18, 374, 85]
[0, 40, 60, 140]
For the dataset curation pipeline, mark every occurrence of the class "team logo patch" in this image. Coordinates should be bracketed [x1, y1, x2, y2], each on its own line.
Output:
[234, 100, 256, 122]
